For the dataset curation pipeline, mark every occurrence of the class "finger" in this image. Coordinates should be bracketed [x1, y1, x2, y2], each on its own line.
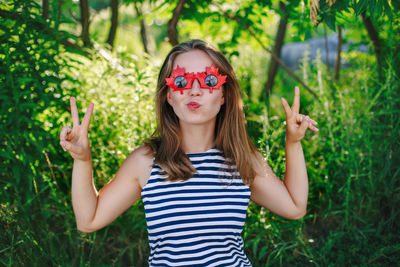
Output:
[302, 116, 319, 133]
[281, 97, 292, 118]
[309, 119, 319, 132]
[70, 96, 80, 127]
[292, 86, 300, 114]
[303, 115, 318, 126]
[300, 115, 310, 132]
[296, 113, 318, 125]
[310, 118, 318, 126]
[295, 114, 304, 124]
[60, 139, 68, 152]
[81, 103, 94, 131]
[310, 125, 319, 132]
[60, 126, 72, 142]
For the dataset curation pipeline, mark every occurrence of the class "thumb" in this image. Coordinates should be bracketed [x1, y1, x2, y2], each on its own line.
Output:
[60, 140, 81, 154]
[300, 116, 310, 132]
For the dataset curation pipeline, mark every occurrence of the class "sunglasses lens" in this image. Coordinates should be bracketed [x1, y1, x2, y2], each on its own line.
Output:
[205, 75, 218, 87]
[174, 76, 187, 88]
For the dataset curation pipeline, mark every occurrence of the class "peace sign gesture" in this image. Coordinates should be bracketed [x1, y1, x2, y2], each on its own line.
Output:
[281, 86, 318, 143]
[60, 97, 94, 162]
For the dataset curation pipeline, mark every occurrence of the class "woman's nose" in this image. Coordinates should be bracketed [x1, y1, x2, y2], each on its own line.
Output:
[189, 79, 202, 96]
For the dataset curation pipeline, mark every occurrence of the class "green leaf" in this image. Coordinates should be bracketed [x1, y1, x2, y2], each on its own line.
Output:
[325, 14, 336, 31]
[355, 0, 368, 16]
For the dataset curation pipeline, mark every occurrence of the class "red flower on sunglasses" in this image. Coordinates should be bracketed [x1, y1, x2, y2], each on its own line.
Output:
[165, 65, 227, 94]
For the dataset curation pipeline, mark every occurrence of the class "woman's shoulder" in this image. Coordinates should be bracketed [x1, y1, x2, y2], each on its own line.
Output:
[125, 145, 154, 188]
[131, 144, 154, 158]
[249, 150, 268, 173]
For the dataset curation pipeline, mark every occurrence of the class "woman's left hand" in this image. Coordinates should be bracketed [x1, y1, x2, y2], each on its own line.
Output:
[281, 86, 319, 143]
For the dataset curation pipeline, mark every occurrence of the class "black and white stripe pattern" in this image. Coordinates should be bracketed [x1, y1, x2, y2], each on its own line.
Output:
[141, 148, 252, 266]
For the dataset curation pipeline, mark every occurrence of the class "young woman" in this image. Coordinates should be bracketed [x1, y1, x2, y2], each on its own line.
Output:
[59, 39, 318, 266]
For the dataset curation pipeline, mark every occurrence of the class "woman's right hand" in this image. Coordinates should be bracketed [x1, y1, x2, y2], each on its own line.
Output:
[60, 97, 94, 162]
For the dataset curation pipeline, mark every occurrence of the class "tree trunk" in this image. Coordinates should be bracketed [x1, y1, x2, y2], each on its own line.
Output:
[334, 26, 342, 81]
[168, 0, 186, 46]
[106, 0, 118, 49]
[264, 2, 288, 100]
[134, 2, 150, 54]
[323, 23, 330, 71]
[361, 11, 383, 79]
[42, 0, 49, 19]
[80, 0, 91, 47]
[57, 0, 63, 28]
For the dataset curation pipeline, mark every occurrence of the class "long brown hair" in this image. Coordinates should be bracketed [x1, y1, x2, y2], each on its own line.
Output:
[145, 39, 258, 185]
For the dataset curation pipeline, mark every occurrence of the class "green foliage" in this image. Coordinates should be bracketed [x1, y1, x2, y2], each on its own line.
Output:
[316, 0, 394, 30]
[61, 48, 157, 183]
[241, 45, 400, 266]
[1, 1, 156, 265]
[0, 0, 76, 265]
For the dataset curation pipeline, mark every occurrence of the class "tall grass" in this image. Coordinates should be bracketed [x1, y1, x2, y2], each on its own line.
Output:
[243, 49, 400, 265]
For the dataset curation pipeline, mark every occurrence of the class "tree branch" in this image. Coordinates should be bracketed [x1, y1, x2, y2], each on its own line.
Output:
[106, 0, 119, 49]
[264, 1, 289, 100]
[134, 2, 150, 54]
[361, 11, 383, 80]
[0, 9, 85, 54]
[334, 26, 342, 81]
[42, 0, 49, 19]
[323, 23, 330, 72]
[79, 0, 91, 47]
[216, 5, 317, 98]
[167, 0, 186, 46]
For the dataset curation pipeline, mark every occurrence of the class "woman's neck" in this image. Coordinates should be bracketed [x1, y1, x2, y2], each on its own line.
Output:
[179, 123, 216, 154]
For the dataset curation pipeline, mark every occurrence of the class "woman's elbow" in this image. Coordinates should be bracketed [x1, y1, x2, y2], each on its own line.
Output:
[290, 209, 306, 220]
[77, 227, 95, 233]
[76, 222, 97, 233]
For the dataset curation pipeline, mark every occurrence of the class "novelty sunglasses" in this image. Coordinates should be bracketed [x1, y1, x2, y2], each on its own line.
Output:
[165, 65, 227, 94]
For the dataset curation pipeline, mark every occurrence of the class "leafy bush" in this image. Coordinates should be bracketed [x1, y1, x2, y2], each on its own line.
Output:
[0, 0, 76, 265]
[1, 1, 157, 265]
[242, 49, 400, 265]
[58, 47, 158, 264]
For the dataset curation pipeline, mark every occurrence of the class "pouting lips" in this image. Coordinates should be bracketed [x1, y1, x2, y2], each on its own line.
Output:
[187, 102, 201, 110]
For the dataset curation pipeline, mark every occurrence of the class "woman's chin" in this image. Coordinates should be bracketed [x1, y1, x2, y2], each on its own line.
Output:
[179, 117, 216, 127]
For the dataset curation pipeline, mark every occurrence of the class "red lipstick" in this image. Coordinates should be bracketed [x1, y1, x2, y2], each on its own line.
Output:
[187, 101, 201, 110]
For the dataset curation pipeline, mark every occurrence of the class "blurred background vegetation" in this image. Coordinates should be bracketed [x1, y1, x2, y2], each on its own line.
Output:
[1, 0, 399, 265]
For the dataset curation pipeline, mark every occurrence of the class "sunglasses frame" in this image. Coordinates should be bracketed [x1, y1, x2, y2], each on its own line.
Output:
[165, 65, 227, 94]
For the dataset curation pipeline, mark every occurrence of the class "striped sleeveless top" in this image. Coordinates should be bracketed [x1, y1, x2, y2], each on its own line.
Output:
[141, 148, 252, 266]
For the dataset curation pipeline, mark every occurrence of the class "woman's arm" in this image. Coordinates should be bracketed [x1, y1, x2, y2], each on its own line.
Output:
[60, 97, 152, 233]
[250, 87, 318, 219]
[250, 144, 308, 220]
[72, 146, 152, 233]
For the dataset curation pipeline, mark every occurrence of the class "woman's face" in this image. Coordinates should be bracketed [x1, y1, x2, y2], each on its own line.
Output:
[166, 49, 225, 127]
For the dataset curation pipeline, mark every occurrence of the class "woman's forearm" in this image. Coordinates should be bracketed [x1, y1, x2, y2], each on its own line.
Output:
[283, 140, 309, 215]
[71, 157, 99, 231]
